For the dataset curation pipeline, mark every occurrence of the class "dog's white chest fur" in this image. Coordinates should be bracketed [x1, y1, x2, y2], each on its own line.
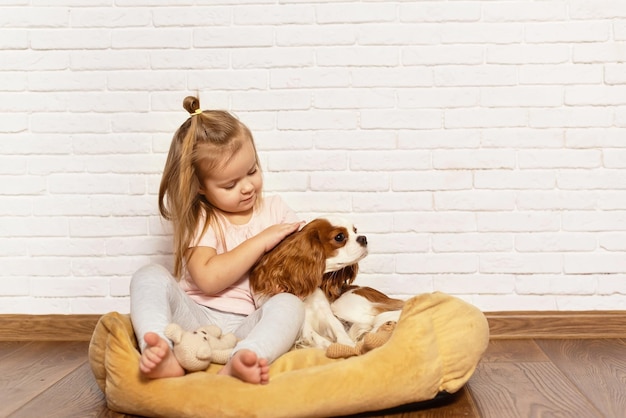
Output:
[296, 288, 355, 349]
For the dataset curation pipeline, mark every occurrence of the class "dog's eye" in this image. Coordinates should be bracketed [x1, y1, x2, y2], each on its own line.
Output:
[334, 233, 345, 242]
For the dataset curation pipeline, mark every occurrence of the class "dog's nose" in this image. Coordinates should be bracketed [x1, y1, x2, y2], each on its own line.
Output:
[357, 235, 367, 246]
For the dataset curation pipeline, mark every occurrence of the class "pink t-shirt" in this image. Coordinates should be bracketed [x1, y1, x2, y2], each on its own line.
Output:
[179, 195, 298, 315]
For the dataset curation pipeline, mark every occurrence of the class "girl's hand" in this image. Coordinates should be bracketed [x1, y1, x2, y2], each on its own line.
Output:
[260, 221, 304, 252]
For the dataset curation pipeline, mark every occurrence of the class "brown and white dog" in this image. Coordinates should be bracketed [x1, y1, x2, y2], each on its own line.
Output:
[250, 217, 404, 349]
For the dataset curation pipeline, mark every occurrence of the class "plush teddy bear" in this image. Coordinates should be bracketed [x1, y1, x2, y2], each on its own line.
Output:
[326, 321, 397, 359]
[164, 323, 238, 372]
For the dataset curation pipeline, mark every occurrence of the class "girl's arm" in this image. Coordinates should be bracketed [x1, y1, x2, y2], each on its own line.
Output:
[186, 221, 302, 295]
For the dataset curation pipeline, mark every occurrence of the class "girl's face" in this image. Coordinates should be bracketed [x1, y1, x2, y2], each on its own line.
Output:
[197, 138, 262, 217]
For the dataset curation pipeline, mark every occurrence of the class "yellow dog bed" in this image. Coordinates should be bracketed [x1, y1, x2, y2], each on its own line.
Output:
[89, 292, 489, 418]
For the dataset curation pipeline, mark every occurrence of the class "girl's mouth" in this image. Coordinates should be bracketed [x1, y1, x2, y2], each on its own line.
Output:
[242, 194, 255, 204]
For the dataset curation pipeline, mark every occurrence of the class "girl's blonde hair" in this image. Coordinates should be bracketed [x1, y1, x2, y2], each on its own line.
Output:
[159, 96, 260, 278]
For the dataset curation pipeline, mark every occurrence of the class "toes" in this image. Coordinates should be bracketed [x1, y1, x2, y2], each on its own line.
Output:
[143, 332, 160, 347]
[260, 370, 270, 384]
[144, 347, 165, 364]
[139, 357, 156, 373]
[239, 349, 258, 367]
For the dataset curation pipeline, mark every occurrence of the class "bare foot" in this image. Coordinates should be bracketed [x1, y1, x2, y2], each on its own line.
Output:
[218, 349, 270, 384]
[139, 332, 185, 379]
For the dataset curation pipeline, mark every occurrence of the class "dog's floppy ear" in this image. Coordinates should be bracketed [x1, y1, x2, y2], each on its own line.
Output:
[320, 264, 359, 302]
[250, 220, 328, 299]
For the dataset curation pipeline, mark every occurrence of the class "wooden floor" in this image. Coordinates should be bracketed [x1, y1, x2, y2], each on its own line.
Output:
[1, 338, 625, 418]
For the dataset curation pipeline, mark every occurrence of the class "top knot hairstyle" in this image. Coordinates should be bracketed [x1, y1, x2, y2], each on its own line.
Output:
[159, 96, 261, 278]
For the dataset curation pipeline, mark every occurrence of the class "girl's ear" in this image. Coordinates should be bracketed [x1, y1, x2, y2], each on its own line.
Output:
[195, 176, 206, 196]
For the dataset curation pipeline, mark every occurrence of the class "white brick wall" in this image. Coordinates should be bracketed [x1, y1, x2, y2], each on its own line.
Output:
[2, 0, 626, 314]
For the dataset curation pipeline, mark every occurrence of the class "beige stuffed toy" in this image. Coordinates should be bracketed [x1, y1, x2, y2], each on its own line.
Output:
[326, 321, 397, 359]
[164, 323, 238, 372]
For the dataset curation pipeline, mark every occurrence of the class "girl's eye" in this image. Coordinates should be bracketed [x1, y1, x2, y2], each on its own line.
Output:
[223, 183, 236, 190]
[334, 233, 345, 242]
[248, 167, 257, 176]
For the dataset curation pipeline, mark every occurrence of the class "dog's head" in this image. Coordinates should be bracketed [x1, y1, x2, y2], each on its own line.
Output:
[249, 217, 368, 300]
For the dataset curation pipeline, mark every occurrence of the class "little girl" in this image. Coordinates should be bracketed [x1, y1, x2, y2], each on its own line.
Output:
[130, 96, 305, 384]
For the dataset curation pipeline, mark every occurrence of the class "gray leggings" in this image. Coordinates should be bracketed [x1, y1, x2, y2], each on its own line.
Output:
[130, 264, 304, 364]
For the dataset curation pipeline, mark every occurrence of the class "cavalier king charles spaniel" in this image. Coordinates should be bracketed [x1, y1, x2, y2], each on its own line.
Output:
[250, 216, 404, 349]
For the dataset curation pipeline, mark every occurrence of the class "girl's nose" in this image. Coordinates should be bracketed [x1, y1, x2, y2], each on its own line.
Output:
[241, 180, 254, 194]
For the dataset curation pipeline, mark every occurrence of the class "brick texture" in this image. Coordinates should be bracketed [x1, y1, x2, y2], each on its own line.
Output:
[2, 1, 626, 313]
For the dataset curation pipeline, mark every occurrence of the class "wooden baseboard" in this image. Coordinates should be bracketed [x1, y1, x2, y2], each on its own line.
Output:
[0, 314, 102, 342]
[487, 311, 626, 339]
[0, 311, 625, 342]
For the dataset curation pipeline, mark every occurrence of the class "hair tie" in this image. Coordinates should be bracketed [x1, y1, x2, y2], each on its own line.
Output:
[190, 108, 203, 116]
